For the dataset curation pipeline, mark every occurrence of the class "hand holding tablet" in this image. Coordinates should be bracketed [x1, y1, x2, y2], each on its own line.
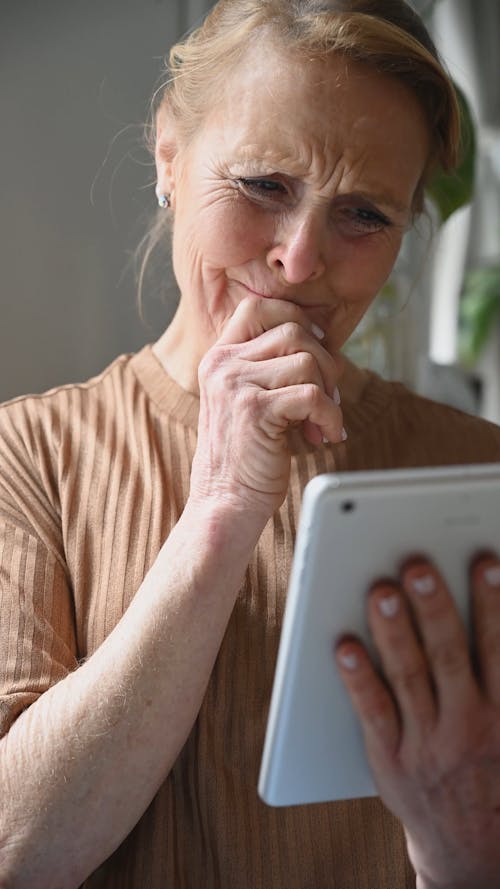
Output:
[259, 464, 500, 807]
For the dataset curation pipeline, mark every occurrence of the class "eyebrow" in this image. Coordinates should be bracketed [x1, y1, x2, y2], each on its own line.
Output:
[228, 158, 412, 217]
[349, 189, 410, 216]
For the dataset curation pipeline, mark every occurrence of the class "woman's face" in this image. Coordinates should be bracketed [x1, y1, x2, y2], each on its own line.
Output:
[157, 42, 430, 372]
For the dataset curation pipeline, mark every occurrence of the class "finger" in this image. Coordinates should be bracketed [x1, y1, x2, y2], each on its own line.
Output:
[336, 638, 401, 759]
[239, 352, 326, 400]
[301, 418, 323, 446]
[471, 552, 500, 705]
[259, 384, 344, 444]
[368, 581, 436, 736]
[233, 322, 340, 402]
[217, 295, 326, 346]
[401, 558, 475, 719]
[242, 352, 332, 448]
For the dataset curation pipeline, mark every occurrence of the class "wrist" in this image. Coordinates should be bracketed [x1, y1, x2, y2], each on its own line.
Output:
[182, 491, 269, 555]
[151, 494, 265, 597]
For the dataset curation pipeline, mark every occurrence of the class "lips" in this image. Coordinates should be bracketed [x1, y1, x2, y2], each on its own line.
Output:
[234, 279, 335, 335]
[237, 280, 321, 306]
[239, 282, 289, 300]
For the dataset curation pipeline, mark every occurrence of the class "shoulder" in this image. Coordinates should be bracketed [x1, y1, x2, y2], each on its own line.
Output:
[0, 352, 139, 544]
[0, 351, 150, 476]
[385, 374, 499, 434]
[0, 351, 135, 435]
[342, 364, 500, 469]
[368, 371, 500, 463]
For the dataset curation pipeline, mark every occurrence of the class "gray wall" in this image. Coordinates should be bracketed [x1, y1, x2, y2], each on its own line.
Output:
[0, 0, 213, 402]
[2, 0, 497, 408]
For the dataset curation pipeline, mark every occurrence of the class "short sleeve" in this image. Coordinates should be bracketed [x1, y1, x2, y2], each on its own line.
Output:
[0, 520, 78, 737]
[0, 397, 78, 738]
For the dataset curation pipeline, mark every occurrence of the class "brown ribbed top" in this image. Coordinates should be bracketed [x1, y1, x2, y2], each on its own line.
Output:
[1, 344, 500, 889]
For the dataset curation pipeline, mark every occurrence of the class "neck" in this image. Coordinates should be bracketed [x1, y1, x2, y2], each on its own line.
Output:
[153, 307, 368, 407]
[153, 307, 206, 395]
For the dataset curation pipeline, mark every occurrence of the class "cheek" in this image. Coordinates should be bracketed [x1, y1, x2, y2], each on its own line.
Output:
[176, 190, 273, 271]
[332, 235, 401, 303]
[206, 203, 273, 268]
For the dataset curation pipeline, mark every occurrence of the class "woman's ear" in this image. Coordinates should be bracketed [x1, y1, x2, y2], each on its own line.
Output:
[154, 103, 179, 206]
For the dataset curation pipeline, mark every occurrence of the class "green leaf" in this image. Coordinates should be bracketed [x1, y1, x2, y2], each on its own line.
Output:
[459, 267, 500, 365]
[426, 85, 476, 223]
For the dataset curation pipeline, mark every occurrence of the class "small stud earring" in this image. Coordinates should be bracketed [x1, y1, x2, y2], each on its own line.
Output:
[158, 194, 170, 209]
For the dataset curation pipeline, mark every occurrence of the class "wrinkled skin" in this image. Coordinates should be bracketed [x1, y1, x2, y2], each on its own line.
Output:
[153, 38, 500, 889]
[154, 42, 428, 518]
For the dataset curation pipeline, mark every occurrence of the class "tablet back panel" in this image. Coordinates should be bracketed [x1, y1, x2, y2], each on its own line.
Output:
[258, 464, 500, 806]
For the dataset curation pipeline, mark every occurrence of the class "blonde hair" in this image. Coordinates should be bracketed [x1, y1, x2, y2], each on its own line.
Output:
[160, 1, 458, 169]
[138, 0, 461, 304]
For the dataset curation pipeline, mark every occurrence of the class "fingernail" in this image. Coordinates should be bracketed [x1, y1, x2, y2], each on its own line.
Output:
[484, 566, 500, 587]
[333, 386, 341, 405]
[338, 651, 359, 670]
[411, 574, 436, 596]
[378, 594, 400, 618]
[311, 323, 326, 340]
[341, 427, 348, 442]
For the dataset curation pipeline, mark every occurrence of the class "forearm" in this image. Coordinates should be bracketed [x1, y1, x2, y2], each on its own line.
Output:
[0, 499, 260, 889]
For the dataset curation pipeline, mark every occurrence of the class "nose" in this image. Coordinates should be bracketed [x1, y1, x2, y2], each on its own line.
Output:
[266, 211, 327, 284]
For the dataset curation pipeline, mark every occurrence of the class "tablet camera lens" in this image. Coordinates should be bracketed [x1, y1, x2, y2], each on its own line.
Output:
[341, 500, 355, 513]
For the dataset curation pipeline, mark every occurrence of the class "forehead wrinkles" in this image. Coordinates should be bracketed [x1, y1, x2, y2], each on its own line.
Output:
[203, 43, 427, 208]
[226, 133, 344, 188]
[217, 83, 348, 187]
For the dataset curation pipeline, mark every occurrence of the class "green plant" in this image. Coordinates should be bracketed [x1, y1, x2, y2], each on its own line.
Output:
[459, 265, 500, 366]
[420, 0, 477, 222]
[426, 85, 476, 223]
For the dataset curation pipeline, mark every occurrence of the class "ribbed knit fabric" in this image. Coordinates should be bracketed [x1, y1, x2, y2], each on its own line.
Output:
[1, 344, 500, 888]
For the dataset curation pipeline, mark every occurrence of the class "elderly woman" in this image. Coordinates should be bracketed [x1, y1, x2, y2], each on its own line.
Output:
[1, 1, 500, 887]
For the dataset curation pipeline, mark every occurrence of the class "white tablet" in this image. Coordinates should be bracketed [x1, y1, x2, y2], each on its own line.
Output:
[258, 463, 500, 807]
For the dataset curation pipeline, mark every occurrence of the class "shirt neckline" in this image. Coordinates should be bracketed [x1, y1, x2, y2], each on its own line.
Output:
[129, 343, 397, 439]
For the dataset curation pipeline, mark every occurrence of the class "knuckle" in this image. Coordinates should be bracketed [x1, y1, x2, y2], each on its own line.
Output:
[198, 349, 244, 403]
[238, 294, 259, 315]
[476, 623, 500, 659]
[428, 637, 468, 676]
[198, 345, 233, 381]
[294, 351, 317, 379]
[388, 662, 427, 697]
[361, 687, 395, 726]
[280, 321, 302, 344]
[304, 382, 323, 404]
[239, 387, 260, 417]
[296, 383, 327, 416]
[279, 302, 304, 325]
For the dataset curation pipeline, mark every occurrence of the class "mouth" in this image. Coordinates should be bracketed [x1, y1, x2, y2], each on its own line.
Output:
[232, 280, 337, 338]
[237, 282, 289, 300]
[229, 278, 346, 345]
[235, 280, 326, 309]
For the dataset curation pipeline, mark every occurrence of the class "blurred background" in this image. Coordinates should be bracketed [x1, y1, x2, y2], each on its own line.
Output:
[1, 0, 499, 423]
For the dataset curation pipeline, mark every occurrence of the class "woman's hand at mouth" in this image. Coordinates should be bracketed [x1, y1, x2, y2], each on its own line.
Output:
[188, 295, 344, 529]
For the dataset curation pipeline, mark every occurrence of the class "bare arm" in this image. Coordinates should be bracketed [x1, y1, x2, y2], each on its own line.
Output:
[0, 499, 259, 889]
[0, 297, 342, 889]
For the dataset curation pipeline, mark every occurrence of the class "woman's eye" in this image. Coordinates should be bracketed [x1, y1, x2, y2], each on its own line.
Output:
[339, 207, 390, 235]
[237, 178, 288, 198]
